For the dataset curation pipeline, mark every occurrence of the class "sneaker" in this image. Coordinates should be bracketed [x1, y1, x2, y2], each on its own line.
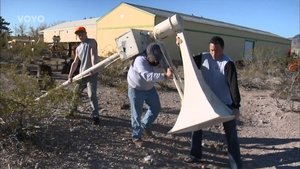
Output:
[132, 138, 143, 148]
[143, 129, 155, 138]
[184, 156, 201, 163]
[92, 117, 100, 125]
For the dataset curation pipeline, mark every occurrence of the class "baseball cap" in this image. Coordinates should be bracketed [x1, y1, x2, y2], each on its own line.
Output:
[75, 26, 86, 34]
[146, 43, 163, 63]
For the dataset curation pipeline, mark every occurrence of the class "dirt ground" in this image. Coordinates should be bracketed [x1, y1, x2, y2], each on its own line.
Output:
[1, 71, 300, 169]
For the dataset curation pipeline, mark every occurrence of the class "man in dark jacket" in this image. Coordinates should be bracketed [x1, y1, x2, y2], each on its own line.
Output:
[184, 36, 242, 169]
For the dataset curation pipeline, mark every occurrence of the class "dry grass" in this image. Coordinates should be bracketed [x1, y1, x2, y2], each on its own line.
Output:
[238, 48, 299, 112]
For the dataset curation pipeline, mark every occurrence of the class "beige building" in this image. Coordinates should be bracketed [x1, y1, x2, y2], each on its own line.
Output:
[40, 17, 99, 59]
[42, 2, 291, 62]
[41, 17, 99, 43]
[97, 3, 291, 62]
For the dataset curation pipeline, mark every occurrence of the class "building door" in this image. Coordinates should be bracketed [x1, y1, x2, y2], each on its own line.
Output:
[244, 40, 254, 61]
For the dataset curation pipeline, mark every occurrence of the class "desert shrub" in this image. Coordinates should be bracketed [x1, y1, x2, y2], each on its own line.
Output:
[239, 47, 289, 89]
[32, 42, 49, 58]
[99, 57, 131, 93]
[271, 69, 299, 112]
[1, 42, 49, 65]
[0, 65, 71, 141]
[238, 47, 299, 112]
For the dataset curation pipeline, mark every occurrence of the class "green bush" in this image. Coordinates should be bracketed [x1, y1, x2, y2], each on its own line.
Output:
[0, 65, 71, 140]
[99, 58, 130, 93]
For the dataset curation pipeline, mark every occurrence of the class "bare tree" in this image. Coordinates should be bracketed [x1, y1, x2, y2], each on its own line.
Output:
[28, 26, 39, 38]
[15, 23, 27, 36]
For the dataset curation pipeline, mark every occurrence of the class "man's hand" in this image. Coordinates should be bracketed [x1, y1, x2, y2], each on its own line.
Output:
[176, 36, 182, 46]
[67, 77, 73, 85]
[165, 68, 173, 79]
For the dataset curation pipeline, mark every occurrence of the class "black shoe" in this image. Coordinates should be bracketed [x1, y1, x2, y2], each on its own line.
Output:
[132, 138, 143, 148]
[143, 129, 155, 138]
[92, 117, 100, 125]
[184, 156, 201, 163]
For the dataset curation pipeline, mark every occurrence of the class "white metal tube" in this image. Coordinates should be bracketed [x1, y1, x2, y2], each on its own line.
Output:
[158, 42, 184, 99]
[35, 53, 120, 101]
[153, 14, 183, 40]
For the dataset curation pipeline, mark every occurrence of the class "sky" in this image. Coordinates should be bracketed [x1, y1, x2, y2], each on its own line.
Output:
[1, 0, 299, 38]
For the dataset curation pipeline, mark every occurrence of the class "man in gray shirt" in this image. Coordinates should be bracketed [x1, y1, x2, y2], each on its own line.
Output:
[68, 26, 100, 125]
[127, 43, 173, 147]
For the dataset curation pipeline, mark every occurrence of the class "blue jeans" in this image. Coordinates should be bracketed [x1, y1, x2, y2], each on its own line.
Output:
[190, 119, 242, 168]
[70, 73, 99, 118]
[128, 86, 161, 139]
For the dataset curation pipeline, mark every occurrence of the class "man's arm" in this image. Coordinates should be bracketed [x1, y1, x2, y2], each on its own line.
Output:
[68, 53, 80, 82]
[193, 53, 202, 69]
[134, 56, 167, 82]
[225, 61, 241, 109]
[225, 61, 241, 118]
[90, 39, 98, 66]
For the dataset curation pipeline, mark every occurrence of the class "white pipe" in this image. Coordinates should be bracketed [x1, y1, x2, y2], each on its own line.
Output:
[158, 42, 184, 99]
[35, 53, 120, 101]
[153, 14, 183, 40]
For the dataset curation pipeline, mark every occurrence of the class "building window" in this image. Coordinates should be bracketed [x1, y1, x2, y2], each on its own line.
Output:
[244, 40, 254, 60]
